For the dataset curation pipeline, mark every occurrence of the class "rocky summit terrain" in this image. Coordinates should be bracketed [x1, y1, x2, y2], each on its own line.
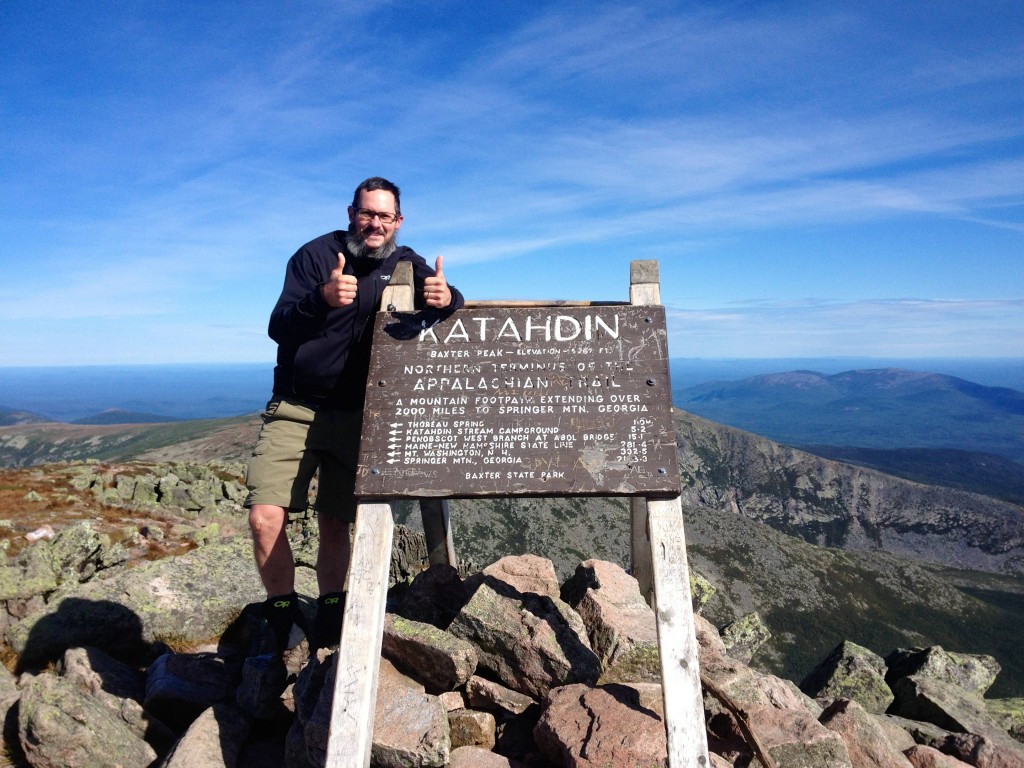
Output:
[0, 408, 1023, 765]
[2, 512, 1024, 768]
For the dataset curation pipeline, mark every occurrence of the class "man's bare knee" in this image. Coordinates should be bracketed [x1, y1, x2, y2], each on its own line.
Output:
[249, 504, 286, 535]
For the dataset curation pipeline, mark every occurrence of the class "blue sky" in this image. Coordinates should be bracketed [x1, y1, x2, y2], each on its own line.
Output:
[2, 1, 1022, 366]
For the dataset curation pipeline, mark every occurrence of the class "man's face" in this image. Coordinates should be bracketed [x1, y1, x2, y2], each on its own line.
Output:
[348, 189, 403, 251]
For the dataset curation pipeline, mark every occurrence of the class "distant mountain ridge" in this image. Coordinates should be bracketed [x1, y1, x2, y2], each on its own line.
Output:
[0, 405, 183, 426]
[0, 406, 49, 427]
[71, 408, 183, 425]
[676, 367, 1024, 463]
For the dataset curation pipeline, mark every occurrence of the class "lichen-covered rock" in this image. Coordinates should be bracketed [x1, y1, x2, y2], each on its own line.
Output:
[560, 559, 661, 683]
[690, 570, 716, 611]
[704, 656, 822, 717]
[7, 538, 306, 670]
[18, 672, 157, 768]
[58, 646, 177, 750]
[986, 698, 1024, 744]
[749, 704, 853, 768]
[187, 522, 220, 546]
[887, 646, 1001, 696]
[289, 653, 451, 768]
[801, 640, 894, 714]
[720, 611, 771, 663]
[390, 524, 429, 587]
[44, 521, 111, 583]
[131, 475, 160, 504]
[891, 674, 1024, 754]
[382, 614, 478, 693]
[0, 542, 58, 600]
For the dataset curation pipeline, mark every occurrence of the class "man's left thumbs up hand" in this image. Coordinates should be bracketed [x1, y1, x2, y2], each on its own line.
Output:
[423, 255, 452, 308]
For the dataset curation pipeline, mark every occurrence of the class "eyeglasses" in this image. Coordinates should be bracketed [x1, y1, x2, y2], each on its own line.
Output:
[354, 208, 399, 224]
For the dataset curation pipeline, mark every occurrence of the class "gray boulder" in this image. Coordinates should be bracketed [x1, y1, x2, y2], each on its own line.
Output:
[891, 674, 1024, 757]
[936, 732, 1024, 768]
[18, 672, 157, 768]
[0, 520, 125, 601]
[158, 703, 253, 768]
[747, 704, 854, 768]
[449, 560, 600, 699]
[720, 611, 771, 664]
[59, 645, 145, 702]
[465, 675, 537, 715]
[8, 538, 315, 669]
[561, 558, 661, 683]
[448, 708, 497, 751]
[888, 647, 1001, 697]
[381, 613, 478, 694]
[145, 651, 234, 729]
[288, 651, 451, 768]
[60, 646, 176, 753]
[986, 698, 1024, 744]
[802, 640, 895, 714]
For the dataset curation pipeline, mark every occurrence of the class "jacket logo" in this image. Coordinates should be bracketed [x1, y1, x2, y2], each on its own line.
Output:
[381, 274, 392, 282]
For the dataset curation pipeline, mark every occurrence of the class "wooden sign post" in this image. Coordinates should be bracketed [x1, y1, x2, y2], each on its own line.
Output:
[326, 261, 710, 767]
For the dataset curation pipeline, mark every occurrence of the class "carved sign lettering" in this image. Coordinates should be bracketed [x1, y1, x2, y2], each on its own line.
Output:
[355, 306, 681, 498]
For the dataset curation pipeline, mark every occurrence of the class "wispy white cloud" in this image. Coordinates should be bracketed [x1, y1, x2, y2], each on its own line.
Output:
[0, 2, 1020, 363]
[666, 298, 1024, 357]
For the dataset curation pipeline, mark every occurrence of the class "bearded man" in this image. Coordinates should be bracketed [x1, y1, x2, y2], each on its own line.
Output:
[244, 176, 463, 654]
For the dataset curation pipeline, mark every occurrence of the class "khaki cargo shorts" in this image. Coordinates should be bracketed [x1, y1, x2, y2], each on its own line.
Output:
[244, 398, 364, 523]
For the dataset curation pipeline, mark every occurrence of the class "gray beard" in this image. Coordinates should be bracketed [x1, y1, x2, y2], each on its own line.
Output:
[346, 230, 397, 262]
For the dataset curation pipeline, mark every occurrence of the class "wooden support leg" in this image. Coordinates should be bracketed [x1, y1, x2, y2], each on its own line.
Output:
[419, 498, 456, 566]
[647, 496, 710, 767]
[327, 502, 395, 768]
[630, 497, 654, 606]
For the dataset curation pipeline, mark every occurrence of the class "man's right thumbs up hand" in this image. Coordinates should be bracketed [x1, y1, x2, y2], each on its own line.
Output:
[322, 252, 358, 307]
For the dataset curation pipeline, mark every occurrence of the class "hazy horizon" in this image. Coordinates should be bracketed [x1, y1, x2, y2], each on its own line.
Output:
[3, 357, 1023, 424]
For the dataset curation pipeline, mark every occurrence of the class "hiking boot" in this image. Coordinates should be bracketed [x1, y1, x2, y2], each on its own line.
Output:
[312, 591, 346, 651]
[260, 592, 310, 656]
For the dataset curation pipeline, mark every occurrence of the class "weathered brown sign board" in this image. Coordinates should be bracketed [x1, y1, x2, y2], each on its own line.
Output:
[355, 305, 681, 498]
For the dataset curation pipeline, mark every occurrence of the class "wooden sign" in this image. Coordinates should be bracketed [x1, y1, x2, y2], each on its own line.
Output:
[355, 305, 681, 498]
